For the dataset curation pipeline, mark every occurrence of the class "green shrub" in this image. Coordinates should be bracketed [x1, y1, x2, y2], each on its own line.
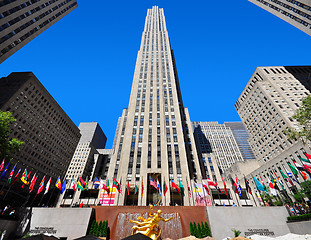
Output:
[190, 221, 212, 238]
[287, 213, 311, 222]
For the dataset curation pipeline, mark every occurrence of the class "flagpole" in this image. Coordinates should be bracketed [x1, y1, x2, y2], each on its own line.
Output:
[116, 178, 121, 206]
[201, 181, 208, 206]
[3, 184, 12, 200]
[189, 179, 195, 206]
[141, 177, 143, 206]
[186, 178, 191, 206]
[163, 178, 166, 206]
[47, 187, 57, 207]
[38, 193, 45, 207]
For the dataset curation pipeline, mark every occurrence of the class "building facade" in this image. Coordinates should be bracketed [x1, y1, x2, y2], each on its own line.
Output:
[59, 122, 108, 206]
[104, 6, 203, 206]
[192, 121, 245, 173]
[0, 0, 78, 63]
[224, 122, 256, 161]
[0, 72, 81, 206]
[249, 0, 311, 36]
[235, 66, 311, 204]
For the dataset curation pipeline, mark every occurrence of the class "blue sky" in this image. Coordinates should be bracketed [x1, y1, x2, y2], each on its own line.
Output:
[0, 0, 310, 148]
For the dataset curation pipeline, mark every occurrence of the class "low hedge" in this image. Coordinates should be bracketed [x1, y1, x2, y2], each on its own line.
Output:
[287, 213, 311, 222]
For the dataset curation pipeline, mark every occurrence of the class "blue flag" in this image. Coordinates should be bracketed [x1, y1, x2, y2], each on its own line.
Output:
[0, 161, 10, 181]
[253, 176, 265, 191]
[61, 178, 67, 194]
[94, 177, 100, 189]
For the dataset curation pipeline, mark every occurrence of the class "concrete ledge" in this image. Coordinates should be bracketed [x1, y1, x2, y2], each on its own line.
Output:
[287, 220, 311, 235]
[206, 207, 290, 240]
[30, 208, 93, 240]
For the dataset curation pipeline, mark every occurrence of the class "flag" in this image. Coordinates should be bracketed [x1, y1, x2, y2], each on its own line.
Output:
[44, 177, 52, 195]
[206, 178, 217, 187]
[280, 169, 288, 179]
[85, 177, 89, 190]
[61, 178, 66, 194]
[171, 179, 180, 195]
[21, 169, 30, 187]
[193, 181, 201, 197]
[113, 178, 121, 193]
[272, 170, 284, 190]
[29, 173, 38, 193]
[11, 168, 21, 186]
[301, 171, 308, 180]
[135, 182, 137, 194]
[216, 184, 224, 194]
[221, 176, 228, 196]
[260, 176, 267, 191]
[293, 160, 310, 172]
[142, 178, 144, 197]
[253, 176, 265, 191]
[299, 157, 311, 169]
[188, 183, 192, 197]
[37, 176, 45, 194]
[245, 177, 252, 194]
[236, 176, 242, 196]
[179, 179, 185, 196]
[0, 159, 5, 171]
[157, 179, 162, 195]
[78, 177, 85, 191]
[8, 163, 16, 184]
[269, 174, 280, 190]
[268, 179, 277, 196]
[55, 176, 62, 190]
[0, 161, 10, 181]
[305, 153, 311, 160]
[288, 162, 298, 175]
[231, 177, 239, 194]
[150, 177, 158, 190]
[127, 181, 130, 195]
[71, 178, 76, 191]
[93, 177, 100, 189]
[163, 180, 168, 196]
[202, 182, 210, 195]
[284, 166, 299, 183]
[101, 180, 109, 194]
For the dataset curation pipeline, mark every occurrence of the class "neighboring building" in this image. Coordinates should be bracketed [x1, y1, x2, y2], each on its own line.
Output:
[65, 122, 107, 181]
[104, 6, 203, 206]
[0, 0, 78, 63]
[235, 66, 311, 203]
[224, 122, 256, 161]
[0, 72, 81, 206]
[59, 122, 109, 207]
[248, 0, 311, 36]
[192, 121, 244, 173]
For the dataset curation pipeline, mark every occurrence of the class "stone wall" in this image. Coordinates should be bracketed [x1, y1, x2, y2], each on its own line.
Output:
[206, 206, 290, 240]
[30, 208, 92, 240]
[287, 220, 311, 235]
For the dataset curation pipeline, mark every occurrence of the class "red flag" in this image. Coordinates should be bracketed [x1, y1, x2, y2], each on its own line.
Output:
[0, 159, 5, 171]
[37, 176, 45, 194]
[206, 178, 217, 187]
[11, 168, 21, 186]
[134, 182, 137, 194]
[102, 181, 110, 194]
[127, 182, 130, 195]
[202, 183, 210, 195]
[301, 171, 308, 180]
[171, 180, 180, 195]
[142, 178, 144, 197]
[113, 178, 121, 193]
[231, 177, 239, 194]
[22, 171, 31, 188]
[221, 176, 228, 196]
[305, 153, 311, 160]
[163, 181, 168, 196]
[29, 173, 38, 193]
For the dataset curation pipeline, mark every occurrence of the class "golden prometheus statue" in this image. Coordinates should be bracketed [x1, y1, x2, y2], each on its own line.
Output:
[130, 205, 173, 240]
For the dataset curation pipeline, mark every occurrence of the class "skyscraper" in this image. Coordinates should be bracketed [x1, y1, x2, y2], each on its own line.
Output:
[248, 0, 311, 36]
[105, 6, 202, 206]
[192, 121, 245, 173]
[235, 66, 311, 199]
[0, 0, 78, 64]
[0, 72, 81, 206]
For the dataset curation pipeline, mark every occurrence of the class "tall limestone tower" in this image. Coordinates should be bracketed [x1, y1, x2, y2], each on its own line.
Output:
[106, 6, 203, 206]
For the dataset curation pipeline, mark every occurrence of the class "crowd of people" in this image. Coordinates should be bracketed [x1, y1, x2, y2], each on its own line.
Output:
[285, 203, 311, 216]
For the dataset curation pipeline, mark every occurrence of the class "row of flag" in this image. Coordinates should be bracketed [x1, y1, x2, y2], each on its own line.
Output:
[253, 152, 311, 196]
[0, 160, 52, 195]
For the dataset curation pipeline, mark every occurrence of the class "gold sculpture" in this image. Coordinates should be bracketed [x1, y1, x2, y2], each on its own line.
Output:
[130, 205, 173, 240]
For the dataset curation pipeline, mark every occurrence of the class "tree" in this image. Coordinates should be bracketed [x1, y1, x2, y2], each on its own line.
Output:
[285, 95, 311, 144]
[301, 180, 311, 199]
[190, 222, 193, 236]
[204, 221, 212, 237]
[0, 111, 23, 160]
[89, 220, 96, 235]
